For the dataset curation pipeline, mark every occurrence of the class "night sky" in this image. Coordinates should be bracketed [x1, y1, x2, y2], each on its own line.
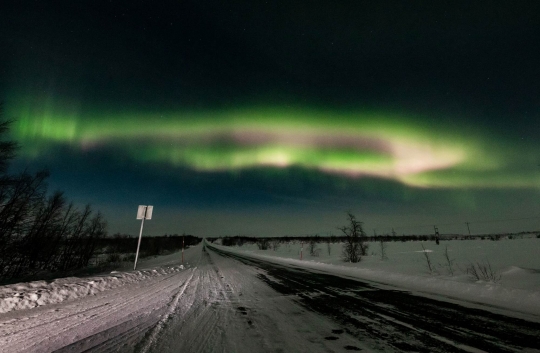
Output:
[1, 1, 539, 236]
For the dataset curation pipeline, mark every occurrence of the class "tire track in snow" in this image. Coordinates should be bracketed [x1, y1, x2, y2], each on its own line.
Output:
[150, 246, 237, 351]
[5, 271, 189, 352]
[138, 267, 198, 353]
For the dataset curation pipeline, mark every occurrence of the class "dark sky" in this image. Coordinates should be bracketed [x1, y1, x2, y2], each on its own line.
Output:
[1, 1, 540, 236]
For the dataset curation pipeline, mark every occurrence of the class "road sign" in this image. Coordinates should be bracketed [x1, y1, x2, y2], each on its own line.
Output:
[137, 205, 153, 220]
[134, 205, 153, 270]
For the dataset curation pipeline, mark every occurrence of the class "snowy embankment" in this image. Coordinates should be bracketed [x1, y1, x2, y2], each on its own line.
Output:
[209, 239, 540, 319]
[0, 264, 184, 314]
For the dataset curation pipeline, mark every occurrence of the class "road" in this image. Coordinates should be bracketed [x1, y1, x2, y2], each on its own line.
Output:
[210, 245, 540, 353]
[1, 243, 539, 352]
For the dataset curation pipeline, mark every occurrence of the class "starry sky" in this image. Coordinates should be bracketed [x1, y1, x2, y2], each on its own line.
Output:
[1, 1, 539, 236]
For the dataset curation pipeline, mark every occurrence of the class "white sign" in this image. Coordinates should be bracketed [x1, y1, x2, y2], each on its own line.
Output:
[136, 205, 153, 220]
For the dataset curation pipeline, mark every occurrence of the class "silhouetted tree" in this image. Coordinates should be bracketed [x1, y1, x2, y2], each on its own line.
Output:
[339, 212, 368, 263]
[0, 101, 108, 281]
[0, 103, 17, 174]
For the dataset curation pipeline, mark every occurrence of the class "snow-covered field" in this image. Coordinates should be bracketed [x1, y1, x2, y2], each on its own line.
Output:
[214, 237, 540, 318]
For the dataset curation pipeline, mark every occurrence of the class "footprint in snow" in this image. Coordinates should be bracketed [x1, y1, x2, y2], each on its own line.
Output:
[344, 346, 362, 351]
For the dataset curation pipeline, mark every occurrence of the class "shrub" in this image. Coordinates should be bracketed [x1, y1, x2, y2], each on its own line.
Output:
[106, 253, 122, 263]
[123, 254, 136, 262]
[466, 260, 501, 282]
[257, 238, 270, 250]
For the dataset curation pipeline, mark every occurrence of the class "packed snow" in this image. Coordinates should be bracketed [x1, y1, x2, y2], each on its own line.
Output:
[0, 251, 186, 314]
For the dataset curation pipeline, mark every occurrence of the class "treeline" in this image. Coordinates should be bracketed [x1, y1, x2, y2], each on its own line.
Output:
[212, 234, 446, 247]
[0, 106, 107, 281]
[101, 234, 201, 260]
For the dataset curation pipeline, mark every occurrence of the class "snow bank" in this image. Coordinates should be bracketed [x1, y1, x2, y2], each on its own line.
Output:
[0, 265, 184, 314]
[209, 242, 540, 318]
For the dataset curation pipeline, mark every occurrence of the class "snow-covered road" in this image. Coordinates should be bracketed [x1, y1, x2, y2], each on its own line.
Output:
[0, 243, 364, 352]
[1, 242, 540, 352]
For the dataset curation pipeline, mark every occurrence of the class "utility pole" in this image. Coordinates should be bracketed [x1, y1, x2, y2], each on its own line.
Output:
[465, 222, 471, 236]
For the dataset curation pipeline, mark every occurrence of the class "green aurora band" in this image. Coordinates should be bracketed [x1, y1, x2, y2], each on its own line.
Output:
[6, 95, 539, 190]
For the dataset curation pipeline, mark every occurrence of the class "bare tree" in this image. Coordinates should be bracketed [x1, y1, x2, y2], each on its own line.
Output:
[23, 191, 66, 273]
[420, 243, 433, 274]
[326, 238, 331, 256]
[0, 108, 107, 280]
[379, 239, 388, 260]
[443, 245, 454, 276]
[0, 104, 18, 174]
[339, 212, 368, 263]
[0, 170, 49, 277]
[308, 239, 320, 256]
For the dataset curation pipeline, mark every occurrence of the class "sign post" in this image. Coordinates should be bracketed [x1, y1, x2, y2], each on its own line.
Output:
[134, 205, 153, 270]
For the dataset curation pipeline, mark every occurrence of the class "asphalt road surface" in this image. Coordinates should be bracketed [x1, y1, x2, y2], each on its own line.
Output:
[209, 245, 540, 353]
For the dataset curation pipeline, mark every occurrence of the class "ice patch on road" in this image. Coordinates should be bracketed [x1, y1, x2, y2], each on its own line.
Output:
[0, 265, 185, 314]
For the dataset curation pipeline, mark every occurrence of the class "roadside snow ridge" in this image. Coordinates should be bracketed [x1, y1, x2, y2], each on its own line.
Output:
[0, 265, 185, 314]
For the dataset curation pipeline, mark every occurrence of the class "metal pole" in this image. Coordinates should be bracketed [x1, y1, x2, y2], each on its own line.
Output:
[466, 222, 471, 236]
[182, 235, 184, 264]
[134, 209, 146, 270]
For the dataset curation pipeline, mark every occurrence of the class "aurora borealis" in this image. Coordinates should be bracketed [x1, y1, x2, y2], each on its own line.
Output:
[9, 100, 539, 189]
[1, 1, 539, 236]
